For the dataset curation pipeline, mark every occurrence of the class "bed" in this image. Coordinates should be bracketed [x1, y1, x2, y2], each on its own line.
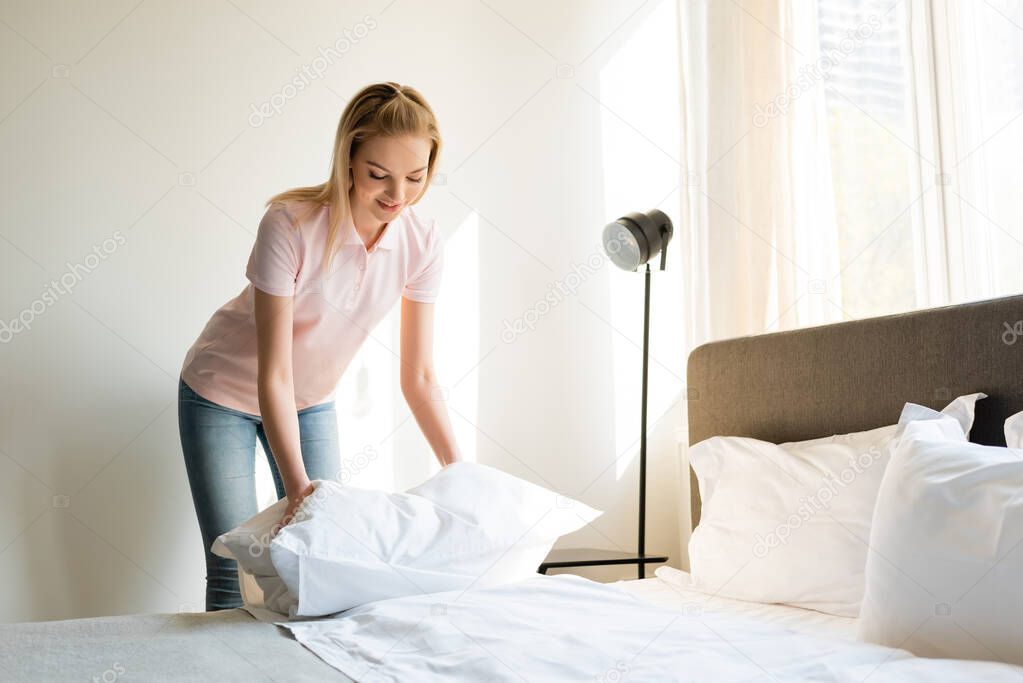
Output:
[2, 294, 1021, 681]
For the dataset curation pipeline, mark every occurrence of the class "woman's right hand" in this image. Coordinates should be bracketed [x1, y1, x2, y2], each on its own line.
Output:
[272, 479, 316, 538]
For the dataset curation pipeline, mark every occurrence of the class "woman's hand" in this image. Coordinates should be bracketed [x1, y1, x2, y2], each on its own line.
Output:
[272, 479, 316, 538]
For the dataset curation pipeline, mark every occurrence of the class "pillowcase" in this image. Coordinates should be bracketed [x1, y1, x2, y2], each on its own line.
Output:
[1005, 409, 1023, 449]
[687, 393, 985, 617]
[858, 418, 1023, 665]
[210, 496, 299, 615]
[214, 461, 602, 617]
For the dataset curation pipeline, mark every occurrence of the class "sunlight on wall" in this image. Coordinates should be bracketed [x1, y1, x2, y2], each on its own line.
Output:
[434, 210, 480, 470]
[598, 0, 685, 480]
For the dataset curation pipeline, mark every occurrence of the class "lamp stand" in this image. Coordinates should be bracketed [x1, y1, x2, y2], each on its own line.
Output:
[638, 263, 651, 577]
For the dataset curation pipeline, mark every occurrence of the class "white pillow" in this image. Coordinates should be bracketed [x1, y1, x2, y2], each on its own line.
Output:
[858, 418, 1023, 665]
[687, 393, 985, 617]
[214, 462, 601, 617]
[1005, 410, 1023, 449]
[210, 496, 298, 615]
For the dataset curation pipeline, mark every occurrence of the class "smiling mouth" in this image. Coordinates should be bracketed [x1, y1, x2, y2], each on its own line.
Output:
[377, 199, 400, 211]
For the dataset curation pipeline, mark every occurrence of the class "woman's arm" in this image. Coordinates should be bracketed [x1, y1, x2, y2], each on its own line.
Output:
[399, 296, 462, 466]
[253, 287, 314, 527]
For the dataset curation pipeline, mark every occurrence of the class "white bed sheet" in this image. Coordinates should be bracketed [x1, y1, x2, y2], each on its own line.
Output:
[615, 566, 857, 640]
[244, 563, 858, 640]
[276, 571, 1023, 682]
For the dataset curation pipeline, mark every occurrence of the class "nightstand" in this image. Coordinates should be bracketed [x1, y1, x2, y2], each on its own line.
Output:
[538, 548, 669, 578]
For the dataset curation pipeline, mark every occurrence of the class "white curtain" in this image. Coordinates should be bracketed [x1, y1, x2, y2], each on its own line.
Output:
[924, 0, 1023, 302]
[677, 0, 842, 349]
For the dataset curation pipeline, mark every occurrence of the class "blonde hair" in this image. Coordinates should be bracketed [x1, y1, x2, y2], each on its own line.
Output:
[265, 82, 442, 278]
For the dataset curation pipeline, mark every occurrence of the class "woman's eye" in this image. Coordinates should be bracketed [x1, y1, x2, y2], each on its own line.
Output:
[369, 171, 422, 183]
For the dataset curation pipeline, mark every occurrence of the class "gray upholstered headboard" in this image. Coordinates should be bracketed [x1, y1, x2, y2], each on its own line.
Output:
[686, 294, 1023, 528]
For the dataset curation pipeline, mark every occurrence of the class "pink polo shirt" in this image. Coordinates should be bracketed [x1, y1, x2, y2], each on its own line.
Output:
[180, 200, 444, 415]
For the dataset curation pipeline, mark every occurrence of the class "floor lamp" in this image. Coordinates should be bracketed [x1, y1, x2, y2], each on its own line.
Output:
[538, 209, 674, 579]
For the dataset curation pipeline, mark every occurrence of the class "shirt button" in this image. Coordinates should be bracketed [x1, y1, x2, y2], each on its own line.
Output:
[359, 264, 365, 271]
[354, 285, 360, 291]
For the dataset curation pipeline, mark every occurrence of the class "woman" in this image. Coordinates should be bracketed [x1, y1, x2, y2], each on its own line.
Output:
[178, 82, 462, 611]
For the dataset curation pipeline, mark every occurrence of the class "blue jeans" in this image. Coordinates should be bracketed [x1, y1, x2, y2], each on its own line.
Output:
[177, 377, 340, 611]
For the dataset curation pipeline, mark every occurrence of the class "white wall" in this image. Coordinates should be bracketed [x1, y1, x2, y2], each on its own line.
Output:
[0, 0, 688, 621]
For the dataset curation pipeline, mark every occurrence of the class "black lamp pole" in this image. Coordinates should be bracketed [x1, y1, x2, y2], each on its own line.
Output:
[638, 261, 651, 576]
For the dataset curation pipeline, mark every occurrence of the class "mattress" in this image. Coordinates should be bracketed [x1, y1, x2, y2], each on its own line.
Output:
[615, 566, 858, 639]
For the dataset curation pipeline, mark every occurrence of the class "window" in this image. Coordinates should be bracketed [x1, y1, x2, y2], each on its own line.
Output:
[817, 0, 922, 318]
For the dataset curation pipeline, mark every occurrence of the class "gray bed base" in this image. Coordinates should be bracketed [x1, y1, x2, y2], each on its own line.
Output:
[0, 608, 352, 682]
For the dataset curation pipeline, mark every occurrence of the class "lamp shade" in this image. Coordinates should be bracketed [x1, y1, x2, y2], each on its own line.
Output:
[601, 209, 674, 271]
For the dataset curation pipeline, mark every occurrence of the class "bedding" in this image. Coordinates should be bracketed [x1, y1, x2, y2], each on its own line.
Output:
[858, 416, 1023, 665]
[622, 566, 858, 640]
[687, 393, 984, 617]
[213, 461, 601, 617]
[275, 570, 1023, 682]
[240, 565, 860, 638]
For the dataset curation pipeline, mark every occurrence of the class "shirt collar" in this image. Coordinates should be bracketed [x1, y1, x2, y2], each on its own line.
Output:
[337, 207, 401, 252]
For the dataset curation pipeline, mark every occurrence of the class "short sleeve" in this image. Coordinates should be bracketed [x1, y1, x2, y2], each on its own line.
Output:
[402, 220, 445, 303]
[245, 204, 303, 296]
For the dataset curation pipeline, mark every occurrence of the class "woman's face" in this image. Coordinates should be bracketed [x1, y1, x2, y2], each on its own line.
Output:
[349, 134, 432, 226]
